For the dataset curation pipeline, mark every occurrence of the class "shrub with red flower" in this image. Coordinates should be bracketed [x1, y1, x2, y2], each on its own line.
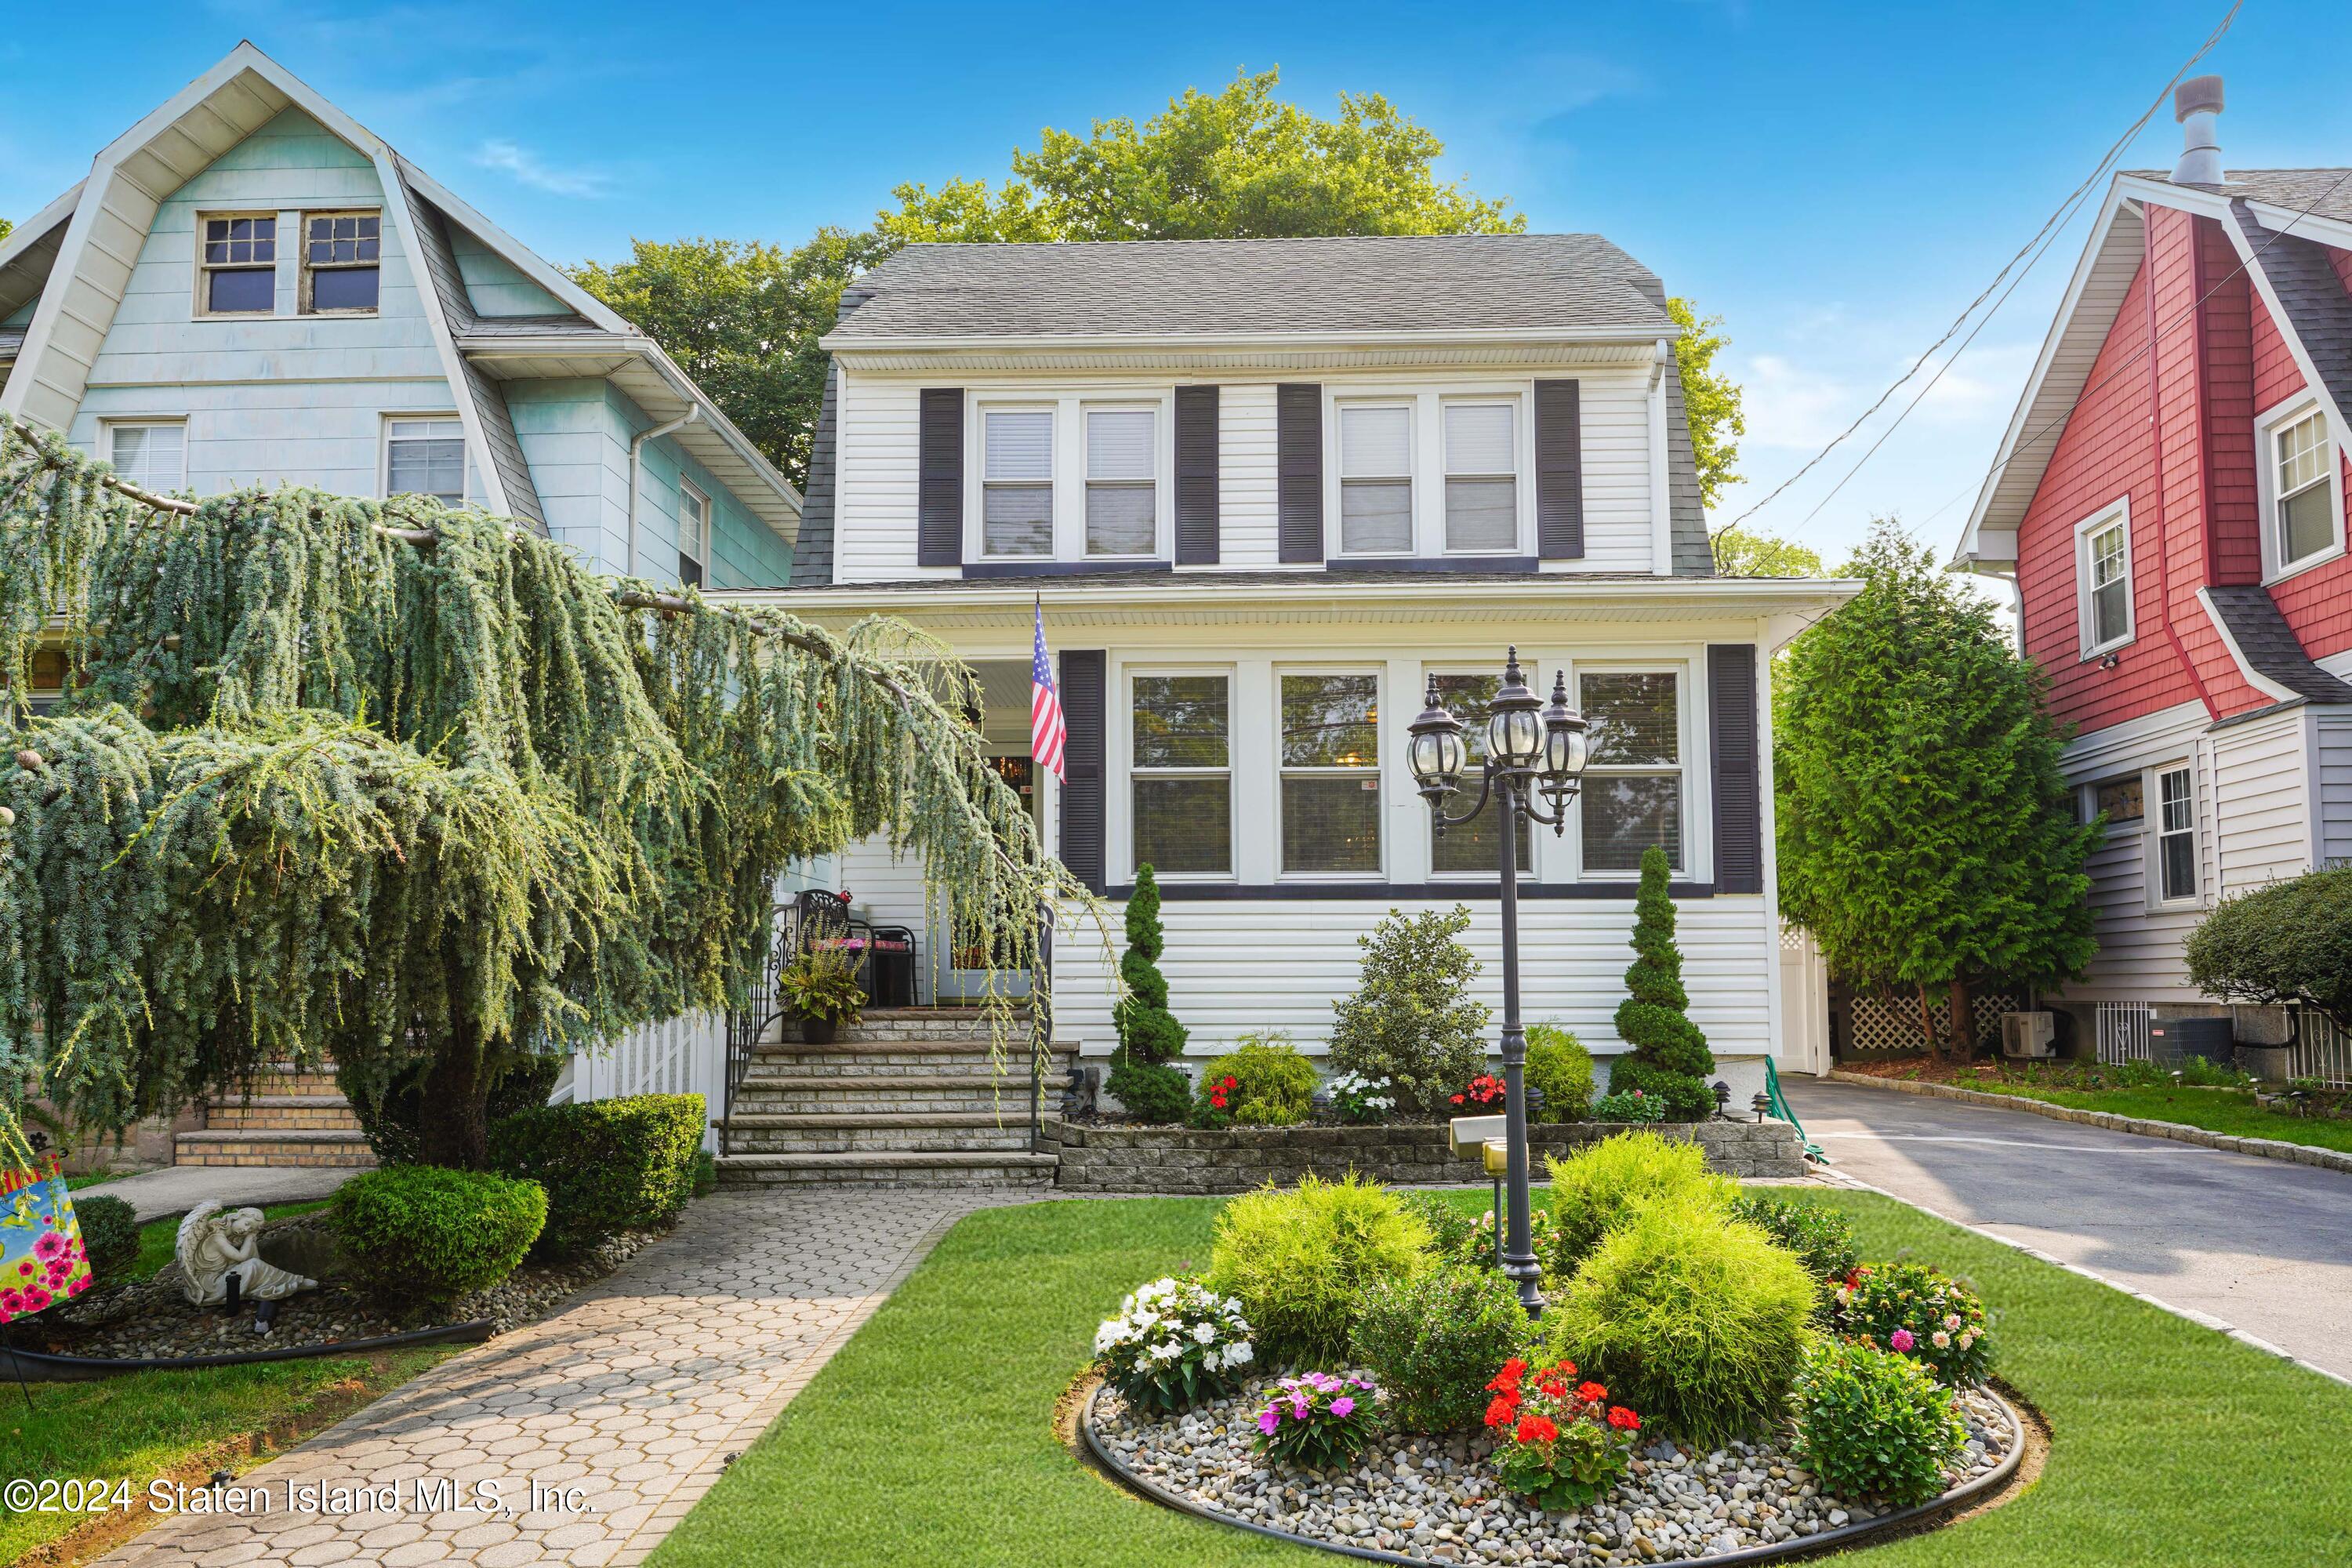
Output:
[1449, 1073, 1507, 1109]
[1481, 1356, 1641, 1510]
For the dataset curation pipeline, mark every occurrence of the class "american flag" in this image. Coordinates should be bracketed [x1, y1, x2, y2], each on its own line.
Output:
[1030, 597, 1066, 782]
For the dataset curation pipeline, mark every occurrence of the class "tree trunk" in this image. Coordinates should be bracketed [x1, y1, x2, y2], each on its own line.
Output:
[1916, 984, 1941, 1061]
[414, 1022, 491, 1170]
[1947, 977, 1975, 1062]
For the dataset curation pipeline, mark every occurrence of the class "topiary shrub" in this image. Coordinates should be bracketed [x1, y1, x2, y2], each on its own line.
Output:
[1207, 1174, 1431, 1365]
[1547, 1129, 1733, 1272]
[1549, 1200, 1816, 1446]
[1607, 847, 1715, 1121]
[341, 1052, 564, 1167]
[1729, 1192, 1862, 1316]
[74, 1193, 140, 1283]
[1352, 1264, 1530, 1432]
[1791, 1338, 1966, 1504]
[1114, 864, 1187, 1064]
[490, 1094, 703, 1258]
[1524, 1024, 1595, 1120]
[330, 1164, 546, 1317]
[1107, 1054, 1192, 1123]
[1192, 1031, 1318, 1127]
[1328, 906, 1492, 1116]
[2186, 865, 2352, 1032]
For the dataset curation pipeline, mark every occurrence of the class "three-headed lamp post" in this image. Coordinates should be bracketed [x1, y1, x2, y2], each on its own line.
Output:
[1406, 648, 1589, 1316]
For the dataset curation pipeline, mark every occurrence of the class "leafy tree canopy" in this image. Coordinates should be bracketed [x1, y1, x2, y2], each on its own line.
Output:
[1711, 525, 1824, 578]
[1774, 522, 2096, 1054]
[1666, 298, 1744, 511]
[0, 218, 13, 244]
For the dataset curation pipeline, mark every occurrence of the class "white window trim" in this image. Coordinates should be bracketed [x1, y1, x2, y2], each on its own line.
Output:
[102, 419, 190, 493]
[1439, 396, 1524, 557]
[2147, 760, 2201, 910]
[678, 478, 711, 585]
[1081, 401, 1165, 561]
[2258, 394, 2346, 583]
[379, 413, 471, 505]
[1123, 665, 1236, 883]
[1322, 385, 1536, 561]
[965, 390, 1175, 564]
[1574, 662, 1693, 880]
[1273, 664, 1386, 881]
[298, 209, 383, 318]
[1330, 397, 1417, 560]
[1422, 665, 1536, 880]
[2074, 499, 2135, 660]
[192, 209, 281, 320]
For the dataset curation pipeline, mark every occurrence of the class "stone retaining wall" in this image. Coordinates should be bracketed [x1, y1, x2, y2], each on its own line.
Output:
[1046, 1119, 1802, 1193]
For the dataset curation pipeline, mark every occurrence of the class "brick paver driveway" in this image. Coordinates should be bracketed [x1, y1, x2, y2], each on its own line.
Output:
[96, 1189, 1013, 1567]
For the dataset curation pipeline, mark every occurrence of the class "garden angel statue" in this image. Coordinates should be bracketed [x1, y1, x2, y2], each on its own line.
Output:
[175, 1200, 318, 1308]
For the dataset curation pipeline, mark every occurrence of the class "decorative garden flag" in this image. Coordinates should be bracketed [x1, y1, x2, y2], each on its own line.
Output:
[0, 1160, 92, 1323]
[1031, 597, 1066, 783]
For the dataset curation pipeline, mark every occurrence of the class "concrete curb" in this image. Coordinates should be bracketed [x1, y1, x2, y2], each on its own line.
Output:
[1821, 1069, 2352, 1177]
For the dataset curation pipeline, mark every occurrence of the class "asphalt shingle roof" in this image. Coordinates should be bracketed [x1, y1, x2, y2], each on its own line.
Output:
[2126, 168, 2352, 225]
[826, 234, 1676, 341]
[2204, 586, 2352, 704]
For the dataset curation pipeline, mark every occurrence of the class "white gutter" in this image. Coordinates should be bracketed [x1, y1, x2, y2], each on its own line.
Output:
[627, 406, 699, 577]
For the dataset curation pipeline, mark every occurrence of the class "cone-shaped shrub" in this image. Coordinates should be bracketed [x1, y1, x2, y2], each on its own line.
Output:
[1113, 864, 1187, 1064]
[1608, 846, 1715, 1121]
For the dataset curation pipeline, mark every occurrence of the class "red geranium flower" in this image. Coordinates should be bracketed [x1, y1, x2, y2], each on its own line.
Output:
[1484, 1393, 1519, 1428]
[1514, 1414, 1559, 1445]
[1486, 1358, 1527, 1392]
[1450, 1094, 1465, 1105]
[1606, 1406, 1641, 1431]
[1577, 1381, 1608, 1403]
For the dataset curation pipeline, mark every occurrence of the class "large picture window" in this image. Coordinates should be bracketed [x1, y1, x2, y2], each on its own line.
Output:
[1443, 402, 1518, 553]
[1579, 670, 1682, 873]
[1131, 673, 1231, 876]
[2272, 408, 2336, 572]
[1279, 672, 1381, 874]
[982, 408, 1054, 557]
[2156, 764, 2197, 903]
[1338, 405, 1413, 555]
[1428, 671, 1532, 876]
[1085, 408, 1156, 556]
[2077, 507, 2132, 655]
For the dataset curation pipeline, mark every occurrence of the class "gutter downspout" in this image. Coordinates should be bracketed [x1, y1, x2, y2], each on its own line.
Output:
[627, 406, 700, 579]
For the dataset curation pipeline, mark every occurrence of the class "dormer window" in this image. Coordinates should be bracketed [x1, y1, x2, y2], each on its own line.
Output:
[982, 408, 1054, 557]
[303, 212, 381, 314]
[198, 214, 277, 316]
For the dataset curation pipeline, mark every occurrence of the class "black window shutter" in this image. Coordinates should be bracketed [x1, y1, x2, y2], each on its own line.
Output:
[1534, 379, 1584, 561]
[1058, 649, 1107, 893]
[917, 387, 964, 567]
[1174, 386, 1220, 565]
[1276, 383, 1323, 564]
[1708, 644, 1762, 894]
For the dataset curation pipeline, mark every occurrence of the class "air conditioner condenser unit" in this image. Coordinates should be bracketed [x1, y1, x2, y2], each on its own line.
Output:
[2000, 1011, 2056, 1059]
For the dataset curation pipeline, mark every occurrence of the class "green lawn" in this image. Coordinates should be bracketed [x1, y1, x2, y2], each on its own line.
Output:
[1973, 1082, 2352, 1156]
[652, 1189, 2352, 1568]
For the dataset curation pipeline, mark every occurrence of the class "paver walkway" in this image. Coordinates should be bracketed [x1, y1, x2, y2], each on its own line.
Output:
[97, 1189, 1014, 1567]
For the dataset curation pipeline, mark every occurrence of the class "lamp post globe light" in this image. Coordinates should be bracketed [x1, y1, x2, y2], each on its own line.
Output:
[1406, 648, 1590, 1316]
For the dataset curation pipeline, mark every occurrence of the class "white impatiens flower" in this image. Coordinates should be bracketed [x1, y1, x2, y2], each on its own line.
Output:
[1150, 1341, 1181, 1361]
[1193, 1320, 1218, 1345]
[1227, 1341, 1254, 1367]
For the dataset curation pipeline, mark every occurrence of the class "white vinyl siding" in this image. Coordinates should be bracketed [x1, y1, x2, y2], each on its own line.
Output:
[1338, 404, 1413, 555]
[104, 421, 187, 492]
[1443, 402, 1518, 553]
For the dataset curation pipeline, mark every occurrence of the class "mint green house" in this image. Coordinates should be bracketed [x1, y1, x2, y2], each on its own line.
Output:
[0, 43, 798, 590]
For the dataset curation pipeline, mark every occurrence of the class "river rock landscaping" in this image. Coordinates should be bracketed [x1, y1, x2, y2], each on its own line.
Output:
[1088, 1375, 2015, 1563]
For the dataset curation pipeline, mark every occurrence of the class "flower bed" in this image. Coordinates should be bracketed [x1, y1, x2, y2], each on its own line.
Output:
[1048, 1120, 1802, 1193]
[1084, 1374, 2018, 1565]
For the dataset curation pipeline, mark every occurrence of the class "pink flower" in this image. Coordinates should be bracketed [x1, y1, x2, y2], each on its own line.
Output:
[0, 1289, 19, 1313]
[65, 1275, 88, 1296]
[1258, 1407, 1280, 1436]
[1330, 1397, 1356, 1418]
[23, 1287, 50, 1311]
[33, 1232, 64, 1261]
[1889, 1328, 1915, 1352]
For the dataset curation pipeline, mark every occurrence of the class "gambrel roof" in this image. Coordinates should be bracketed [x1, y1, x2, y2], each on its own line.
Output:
[0, 44, 798, 542]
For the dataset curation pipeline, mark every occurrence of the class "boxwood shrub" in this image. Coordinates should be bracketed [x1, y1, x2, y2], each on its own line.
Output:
[1791, 1337, 1966, 1504]
[74, 1193, 141, 1283]
[1190, 1033, 1319, 1127]
[1352, 1263, 1530, 1432]
[1523, 1025, 1595, 1120]
[1206, 1174, 1430, 1365]
[331, 1165, 546, 1316]
[1547, 1129, 1734, 1272]
[491, 1094, 704, 1258]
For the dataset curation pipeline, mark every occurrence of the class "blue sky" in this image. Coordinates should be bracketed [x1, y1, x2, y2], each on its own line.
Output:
[5, 1, 2347, 568]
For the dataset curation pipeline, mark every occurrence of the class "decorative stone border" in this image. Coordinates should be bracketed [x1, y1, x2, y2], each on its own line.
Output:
[1047, 1120, 1804, 1193]
[1823, 1069, 2352, 1176]
[1080, 1382, 2024, 1567]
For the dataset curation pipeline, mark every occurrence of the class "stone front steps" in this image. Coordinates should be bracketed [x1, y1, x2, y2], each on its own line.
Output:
[717, 1009, 1075, 1189]
[175, 1063, 377, 1171]
[173, 1128, 376, 1169]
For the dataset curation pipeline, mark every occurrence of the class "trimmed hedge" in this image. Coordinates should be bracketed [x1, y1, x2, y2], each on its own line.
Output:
[1524, 1025, 1595, 1120]
[492, 1094, 704, 1258]
[74, 1193, 140, 1283]
[330, 1164, 546, 1316]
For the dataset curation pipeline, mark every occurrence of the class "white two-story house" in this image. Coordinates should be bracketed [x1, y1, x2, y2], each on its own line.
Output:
[717, 235, 1857, 1100]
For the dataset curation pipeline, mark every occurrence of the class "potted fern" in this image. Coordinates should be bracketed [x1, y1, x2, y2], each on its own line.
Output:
[778, 942, 866, 1044]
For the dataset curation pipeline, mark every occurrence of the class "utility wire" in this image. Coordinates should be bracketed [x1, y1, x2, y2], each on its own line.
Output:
[1713, 0, 2242, 542]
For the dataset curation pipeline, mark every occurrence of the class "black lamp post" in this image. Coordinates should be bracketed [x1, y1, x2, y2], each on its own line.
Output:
[1406, 648, 1589, 1317]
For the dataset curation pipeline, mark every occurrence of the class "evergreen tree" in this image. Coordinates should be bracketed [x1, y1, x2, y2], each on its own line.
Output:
[1106, 864, 1192, 1121]
[1606, 847, 1715, 1121]
[1776, 523, 2097, 1057]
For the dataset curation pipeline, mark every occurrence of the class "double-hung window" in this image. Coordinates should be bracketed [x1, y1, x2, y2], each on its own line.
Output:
[106, 422, 187, 493]
[1085, 408, 1156, 556]
[2078, 507, 2132, 655]
[1338, 405, 1413, 555]
[982, 409, 1054, 557]
[2155, 764, 2198, 904]
[1579, 670, 1683, 873]
[198, 214, 277, 316]
[1428, 671, 1532, 876]
[1131, 673, 1231, 876]
[678, 481, 710, 588]
[384, 418, 470, 506]
[1279, 672, 1381, 874]
[2271, 407, 2337, 572]
[302, 211, 381, 314]
[1443, 403, 1518, 553]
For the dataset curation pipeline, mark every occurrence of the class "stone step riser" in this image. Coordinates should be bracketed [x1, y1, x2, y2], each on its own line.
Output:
[723, 1127, 1036, 1155]
[241, 1073, 341, 1098]
[714, 1166, 1053, 1189]
[732, 1087, 1047, 1114]
[173, 1141, 376, 1170]
[205, 1107, 364, 1131]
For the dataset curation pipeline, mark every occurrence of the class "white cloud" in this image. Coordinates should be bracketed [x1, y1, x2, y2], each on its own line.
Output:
[471, 140, 612, 198]
[1737, 353, 1861, 452]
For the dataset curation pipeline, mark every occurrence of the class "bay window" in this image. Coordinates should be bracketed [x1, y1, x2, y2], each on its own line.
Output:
[1085, 408, 1156, 556]
[1279, 671, 1381, 874]
[1131, 673, 1231, 875]
[1427, 671, 1532, 876]
[1579, 670, 1683, 873]
[1443, 402, 1518, 552]
[982, 408, 1054, 557]
[1338, 405, 1413, 555]
[2271, 407, 2337, 572]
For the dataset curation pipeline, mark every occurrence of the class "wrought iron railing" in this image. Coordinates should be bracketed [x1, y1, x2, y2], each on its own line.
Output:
[722, 902, 794, 1156]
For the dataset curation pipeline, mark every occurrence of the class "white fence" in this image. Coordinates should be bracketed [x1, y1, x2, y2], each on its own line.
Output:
[2286, 1010, 2352, 1088]
[2094, 1002, 2155, 1067]
[554, 1011, 728, 1152]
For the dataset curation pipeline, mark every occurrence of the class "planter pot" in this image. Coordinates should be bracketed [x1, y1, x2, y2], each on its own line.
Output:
[798, 1016, 838, 1046]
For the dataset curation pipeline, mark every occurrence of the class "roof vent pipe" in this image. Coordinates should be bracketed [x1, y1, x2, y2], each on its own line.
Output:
[2171, 75, 2224, 186]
